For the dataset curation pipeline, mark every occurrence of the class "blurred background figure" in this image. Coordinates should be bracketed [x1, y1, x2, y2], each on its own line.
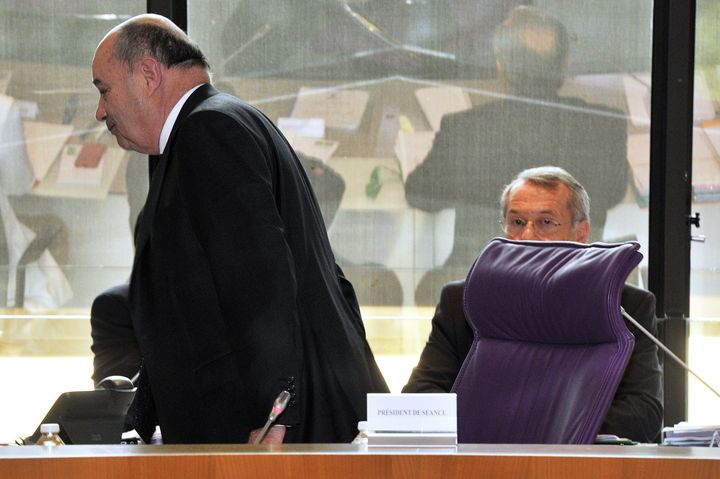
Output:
[405, 6, 629, 305]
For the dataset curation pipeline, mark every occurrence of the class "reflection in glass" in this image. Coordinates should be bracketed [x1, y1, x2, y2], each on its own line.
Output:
[189, 0, 655, 395]
[0, 1, 144, 443]
[689, 0, 720, 425]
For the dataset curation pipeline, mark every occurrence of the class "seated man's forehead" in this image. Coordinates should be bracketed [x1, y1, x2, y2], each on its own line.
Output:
[507, 206, 558, 216]
[510, 181, 568, 202]
[507, 182, 574, 218]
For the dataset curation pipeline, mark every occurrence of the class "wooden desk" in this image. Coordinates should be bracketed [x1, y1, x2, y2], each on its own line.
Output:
[1, 444, 718, 479]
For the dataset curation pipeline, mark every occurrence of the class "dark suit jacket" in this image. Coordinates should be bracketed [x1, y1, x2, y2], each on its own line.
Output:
[402, 281, 664, 443]
[129, 84, 388, 444]
[405, 94, 629, 270]
[90, 284, 141, 384]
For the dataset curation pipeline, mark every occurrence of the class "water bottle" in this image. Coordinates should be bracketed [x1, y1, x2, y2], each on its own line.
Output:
[35, 423, 65, 446]
[351, 421, 369, 445]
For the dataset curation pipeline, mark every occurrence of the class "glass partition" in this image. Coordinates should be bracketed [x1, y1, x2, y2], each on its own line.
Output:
[689, 0, 720, 425]
[0, 0, 667, 444]
[0, 1, 145, 444]
[189, 0, 654, 393]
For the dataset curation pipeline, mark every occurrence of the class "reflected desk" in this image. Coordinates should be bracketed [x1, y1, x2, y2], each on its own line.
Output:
[327, 157, 454, 305]
[30, 145, 125, 200]
[1, 443, 719, 479]
[22, 120, 127, 200]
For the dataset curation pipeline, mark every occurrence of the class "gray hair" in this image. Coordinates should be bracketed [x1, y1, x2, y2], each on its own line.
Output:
[492, 6, 569, 94]
[113, 19, 209, 72]
[500, 166, 590, 226]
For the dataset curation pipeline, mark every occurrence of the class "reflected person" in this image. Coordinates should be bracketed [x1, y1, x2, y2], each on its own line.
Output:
[91, 14, 388, 444]
[405, 6, 629, 305]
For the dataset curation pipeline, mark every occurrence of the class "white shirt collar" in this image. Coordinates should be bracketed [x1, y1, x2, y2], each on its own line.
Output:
[158, 83, 205, 154]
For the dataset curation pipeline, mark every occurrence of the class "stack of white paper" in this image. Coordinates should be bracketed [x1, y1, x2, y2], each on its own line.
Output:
[394, 130, 435, 181]
[291, 87, 369, 131]
[662, 422, 720, 447]
[414, 86, 472, 131]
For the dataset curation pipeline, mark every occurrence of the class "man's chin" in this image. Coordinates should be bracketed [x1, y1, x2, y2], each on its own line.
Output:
[115, 137, 150, 155]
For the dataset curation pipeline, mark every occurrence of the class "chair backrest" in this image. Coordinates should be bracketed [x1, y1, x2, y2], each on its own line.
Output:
[451, 238, 642, 444]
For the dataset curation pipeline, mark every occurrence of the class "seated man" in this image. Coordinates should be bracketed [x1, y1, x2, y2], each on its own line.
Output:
[402, 166, 663, 443]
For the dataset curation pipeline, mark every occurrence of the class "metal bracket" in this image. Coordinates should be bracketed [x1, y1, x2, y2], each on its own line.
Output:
[687, 212, 700, 228]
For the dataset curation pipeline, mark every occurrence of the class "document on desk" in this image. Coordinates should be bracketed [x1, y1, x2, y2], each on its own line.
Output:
[33, 146, 124, 199]
[623, 73, 715, 127]
[663, 422, 720, 446]
[290, 87, 369, 131]
[414, 86, 472, 131]
[394, 130, 435, 181]
[278, 117, 325, 139]
[56, 143, 105, 186]
[694, 125, 720, 200]
[22, 120, 74, 182]
[277, 117, 339, 163]
[628, 128, 720, 203]
[286, 134, 339, 164]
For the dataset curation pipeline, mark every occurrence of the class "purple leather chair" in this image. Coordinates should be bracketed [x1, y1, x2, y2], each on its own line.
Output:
[451, 238, 642, 444]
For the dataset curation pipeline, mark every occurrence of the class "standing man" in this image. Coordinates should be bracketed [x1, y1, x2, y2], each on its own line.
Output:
[403, 167, 663, 443]
[91, 14, 387, 444]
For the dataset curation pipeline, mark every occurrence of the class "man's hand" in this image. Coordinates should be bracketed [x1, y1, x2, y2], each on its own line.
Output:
[248, 425, 286, 444]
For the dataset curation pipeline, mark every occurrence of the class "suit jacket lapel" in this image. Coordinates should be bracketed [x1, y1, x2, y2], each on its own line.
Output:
[133, 84, 220, 263]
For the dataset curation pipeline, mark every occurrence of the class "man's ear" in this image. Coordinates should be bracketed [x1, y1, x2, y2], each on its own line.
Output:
[575, 220, 590, 243]
[137, 56, 162, 94]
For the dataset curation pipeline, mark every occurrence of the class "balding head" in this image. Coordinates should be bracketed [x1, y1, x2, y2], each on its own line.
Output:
[91, 14, 211, 155]
[101, 14, 210, 73]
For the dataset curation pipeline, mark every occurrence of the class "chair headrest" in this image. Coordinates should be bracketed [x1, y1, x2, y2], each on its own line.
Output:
[463, 238, 642, 344]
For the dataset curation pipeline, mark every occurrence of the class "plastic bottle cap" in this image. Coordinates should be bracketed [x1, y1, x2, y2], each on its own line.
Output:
[357, 421, 368, 431]
[40, 423, 60, 434]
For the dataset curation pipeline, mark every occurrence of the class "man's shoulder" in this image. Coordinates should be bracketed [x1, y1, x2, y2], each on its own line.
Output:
[441, 101, 502, 125]
[90, 284, 131, 330]
[436, 280, 472, 321]
[184, 90, 271, 134]
[620, 283, 656, 329]
[441, 280, 466, 299]
[621, 283, 655, 305]
[507, 94, 625, 121]
[91, 284, 129, 314]
[440, 94, 624, 128]
[194, 88, 250, 114]
[557, 95, 626, 122]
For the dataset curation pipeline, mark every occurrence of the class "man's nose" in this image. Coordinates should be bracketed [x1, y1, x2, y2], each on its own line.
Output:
[95, 99, 106, 122]
[519, 221, 541, 240]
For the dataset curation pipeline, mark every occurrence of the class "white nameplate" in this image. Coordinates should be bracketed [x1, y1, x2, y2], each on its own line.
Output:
[366, 393, 456, 433]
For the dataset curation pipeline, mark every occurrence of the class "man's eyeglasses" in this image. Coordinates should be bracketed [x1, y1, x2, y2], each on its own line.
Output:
[501, 216, 562, 237]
